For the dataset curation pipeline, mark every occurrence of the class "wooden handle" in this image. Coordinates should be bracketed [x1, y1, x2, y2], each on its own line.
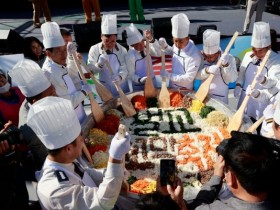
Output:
[72, 53, 104, 123]
[195, 31, 239, 102]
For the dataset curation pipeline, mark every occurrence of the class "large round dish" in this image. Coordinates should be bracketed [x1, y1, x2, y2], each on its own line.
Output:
[82, 90, 252, 136]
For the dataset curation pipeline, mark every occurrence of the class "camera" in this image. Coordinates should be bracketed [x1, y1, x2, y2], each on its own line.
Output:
[0, 123, 23, 145]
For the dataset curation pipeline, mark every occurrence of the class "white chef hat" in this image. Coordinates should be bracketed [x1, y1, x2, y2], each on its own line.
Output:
[171, 13, 190, 38]
[101, 14, 117, 35]
[203, 29, 220, 54]
[8, 59, 51, 97]
[125, 23, 143, 46]
[41, 22, 65, 49]
[27, 96, 81, 150]
[251, 22, 271, 48]
[274, 102, 280, 125]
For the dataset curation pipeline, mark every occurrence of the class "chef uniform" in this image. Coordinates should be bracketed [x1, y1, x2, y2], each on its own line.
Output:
[236, 22, 280, 120]
[41, 22, 86, 123]
[164, 13, 201, 90]
[125, 23, 161, 91]
[27, 97, 126, 210]
[196, 29, 238, 104]
[87, 14, 129, 97]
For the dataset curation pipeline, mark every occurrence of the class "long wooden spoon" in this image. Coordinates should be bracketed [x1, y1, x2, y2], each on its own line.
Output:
[227, 49, 271, 133]
[195, 31, 239, 102]
[144, 39, 157, 98]
[72, 53, 105, 123]
[158, 46, 170, 108]
[80, 60, 113, 102]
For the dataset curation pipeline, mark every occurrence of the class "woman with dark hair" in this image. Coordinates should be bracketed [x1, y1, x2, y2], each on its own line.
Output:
[23, 36, 46, 67]
[0, 70, 25, 126]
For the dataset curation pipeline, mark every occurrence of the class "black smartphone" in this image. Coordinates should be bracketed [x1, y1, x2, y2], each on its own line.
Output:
[160, 159, 176, 186]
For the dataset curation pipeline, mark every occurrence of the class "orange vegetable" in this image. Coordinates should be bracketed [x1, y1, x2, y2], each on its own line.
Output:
[131, 95, 147, 111]
[169, 91, 184, 107]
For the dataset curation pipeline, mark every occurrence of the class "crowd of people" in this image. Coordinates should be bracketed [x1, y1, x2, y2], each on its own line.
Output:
[0, 7, 280, 210]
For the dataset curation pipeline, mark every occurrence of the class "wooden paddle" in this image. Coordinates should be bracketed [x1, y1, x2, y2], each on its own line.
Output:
[80, 60, 113, 102]
[72, 53, 105, 123]
[114, 81, 136, 117]
[195, 31, 239, 102]
[246, 101, 278, 133]
[227, 49, 271, 133]
[246, 115, 265, 133]
[144, 38, 157, 98]
[104, 60, 136, 117]
[158, 46, 170, 108]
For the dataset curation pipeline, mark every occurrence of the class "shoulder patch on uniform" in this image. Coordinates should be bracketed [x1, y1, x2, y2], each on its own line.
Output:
[54, 170, 69, 182]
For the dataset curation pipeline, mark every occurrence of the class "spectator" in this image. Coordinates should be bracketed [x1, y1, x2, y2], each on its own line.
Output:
[0, 129, 29, 210]
[159, 13, 202, 90]
[128, 0, 145, 23]
[82, 0, 101, 23]
[86, 14, 129, 97]
[27, 96, 131, 209]
[125, 23, 161, 91]
[242, 0, 267, 34]
[196, 29, 238, 104]
[23, 36, 46, 67]
[30, 0, 51, 28]
[0, 69, 25, 127]
[189, 131, 279, 210]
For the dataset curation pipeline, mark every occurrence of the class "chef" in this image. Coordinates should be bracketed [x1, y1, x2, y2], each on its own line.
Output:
[234, 22, 280, 122]
[40, 22, 91, 123]
[87, 14, 129, 97]
[27, 96, 131, 210]
[195, 29, 238, 104]
[158, 13, 202, 90]
[125, 23, 161, 91]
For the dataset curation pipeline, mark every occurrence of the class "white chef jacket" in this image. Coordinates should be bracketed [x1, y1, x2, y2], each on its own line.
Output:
[42, 58, 86, 122]
[87, 42, 129, 97]
[196, 52, 238, 104]
[36, 158, 124, 210]
[164, 39, 202, 90]
[125, 40, 161, 91]
[236, 51, 280, 120]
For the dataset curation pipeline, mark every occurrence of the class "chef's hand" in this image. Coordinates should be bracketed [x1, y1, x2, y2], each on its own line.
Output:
[139, 76, 147, 84]
[81, 84, 92, 95]
[256, 73, 266, 84]
[234, 85, 242, 98]
[207, 65, 220, 75]
[246, 85, 260, 98]
[221, 52, 229, 66]
[159, 37, 168, 49]
[109, 132, 131, 160]
[112, 74, 121, 82]
[96, 54, 109, 68]
[160, 69, 170, 78]
[67, 42, 77, 55]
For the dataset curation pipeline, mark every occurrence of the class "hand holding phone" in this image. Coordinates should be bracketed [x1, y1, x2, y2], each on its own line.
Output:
[160, 159, 176, 186]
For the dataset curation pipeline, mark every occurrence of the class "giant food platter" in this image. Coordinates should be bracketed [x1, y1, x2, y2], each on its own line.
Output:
[82, 90, 252, 200]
